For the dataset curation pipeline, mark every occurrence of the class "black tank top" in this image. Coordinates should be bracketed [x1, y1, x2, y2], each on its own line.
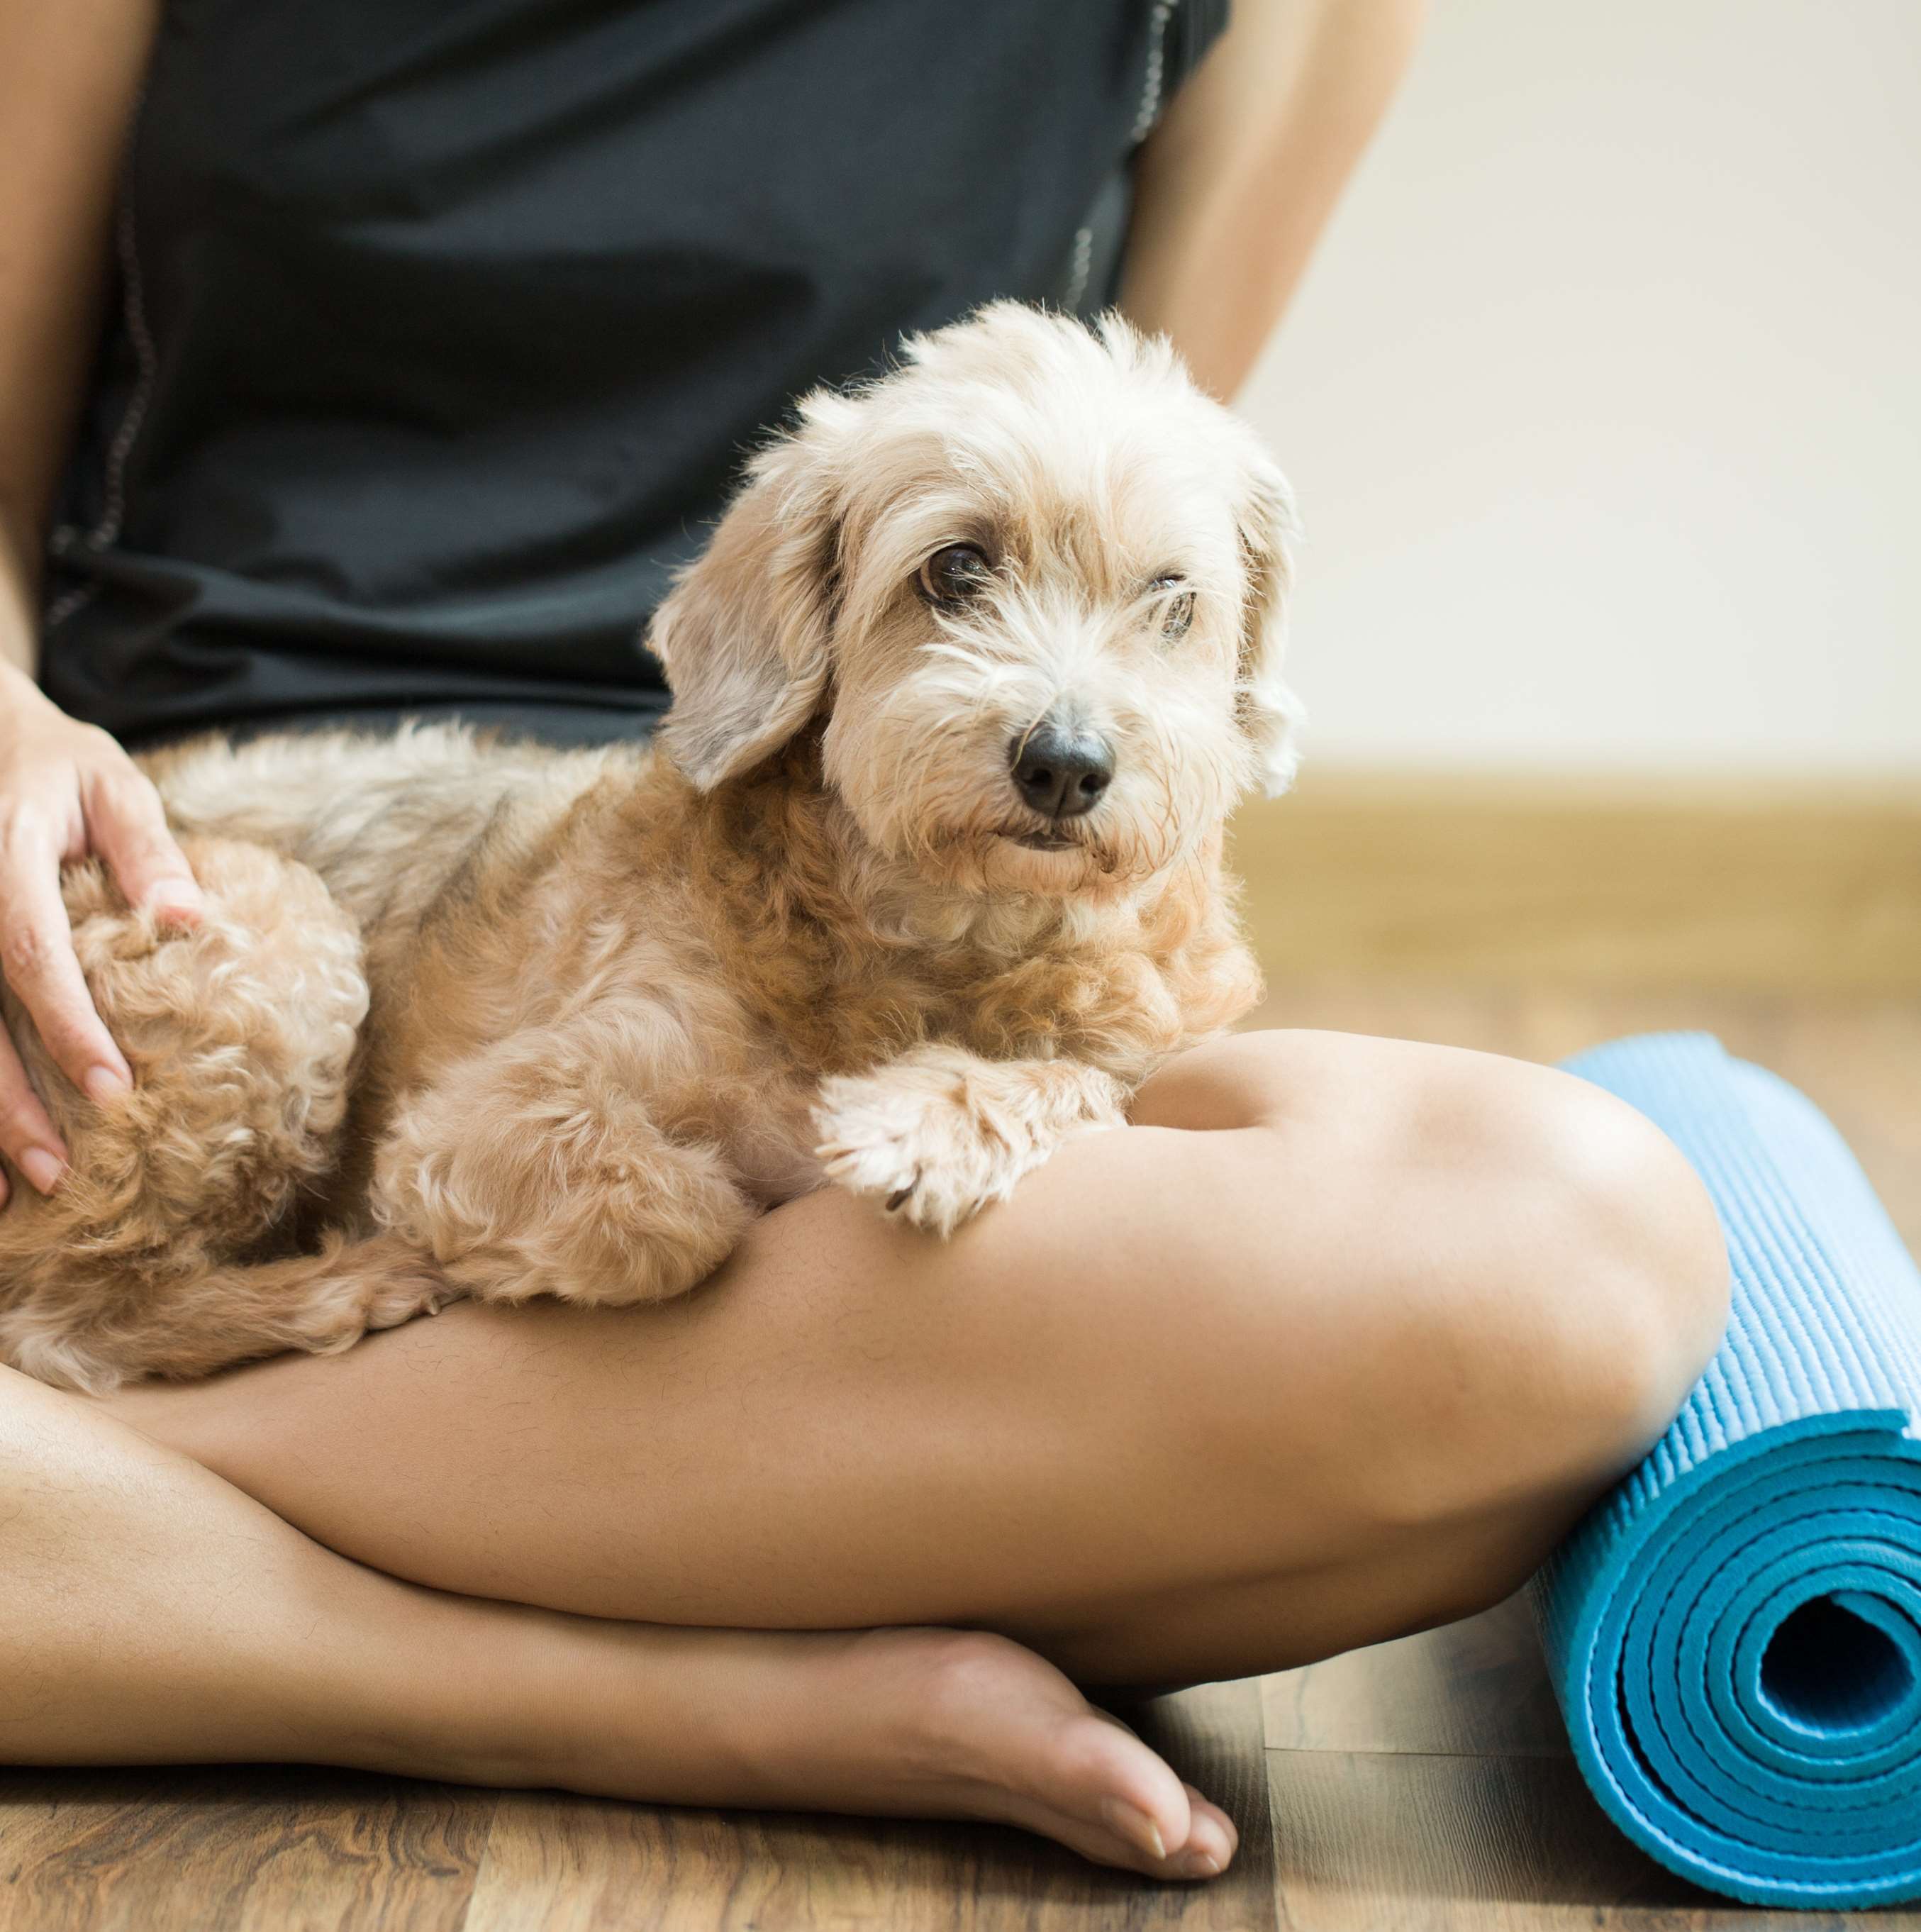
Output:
[41, 0, 1226, 748]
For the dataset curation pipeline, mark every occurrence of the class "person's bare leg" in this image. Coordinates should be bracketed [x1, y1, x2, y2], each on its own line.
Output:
[109, 1030, 1730, 1686]
[0, 1360, 1236, 1877]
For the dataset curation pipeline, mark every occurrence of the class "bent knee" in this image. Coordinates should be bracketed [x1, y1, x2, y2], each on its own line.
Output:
[1379, 1051, 1728, 1523]
[1199, 1033, 1729, 1534]
[1536, 1066, 1729, 1412]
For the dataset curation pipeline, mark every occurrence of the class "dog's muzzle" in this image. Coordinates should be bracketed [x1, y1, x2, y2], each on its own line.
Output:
[1009, 719, 1115, 821]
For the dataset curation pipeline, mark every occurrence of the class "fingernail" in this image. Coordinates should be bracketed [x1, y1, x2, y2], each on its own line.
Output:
[1099, 1797, 1166, 1862]
[1178, 1849, 1222, 1880]
[20, 1147, 64, 1195]
[150, 890, 201, 926]
[84, 1065, 130, 1105]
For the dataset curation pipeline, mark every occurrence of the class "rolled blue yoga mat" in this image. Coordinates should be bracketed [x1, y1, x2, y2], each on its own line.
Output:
[1536, 1032, 1921, 1908]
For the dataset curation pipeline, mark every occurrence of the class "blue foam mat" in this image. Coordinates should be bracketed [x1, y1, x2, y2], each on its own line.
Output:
[1536, 1032, 1921, 1907]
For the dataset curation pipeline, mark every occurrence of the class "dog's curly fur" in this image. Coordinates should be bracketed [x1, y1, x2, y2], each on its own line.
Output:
[0, 304, 1303, 1391]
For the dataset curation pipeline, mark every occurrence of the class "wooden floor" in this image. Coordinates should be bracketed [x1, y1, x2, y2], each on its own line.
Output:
[2, 983, 1916, 1931]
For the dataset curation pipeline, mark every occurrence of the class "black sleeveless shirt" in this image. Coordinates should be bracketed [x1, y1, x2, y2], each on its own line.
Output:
[41, 0, 1226, 747]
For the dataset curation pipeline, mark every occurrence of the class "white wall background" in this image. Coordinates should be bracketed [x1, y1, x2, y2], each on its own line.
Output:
[1237, 0, 1921, 775]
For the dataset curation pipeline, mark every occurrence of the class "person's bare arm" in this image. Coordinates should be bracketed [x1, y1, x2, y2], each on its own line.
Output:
[1121, 0, 1427, 397]
[0, 0, 157, 673]
[0, 0, 204, 1204]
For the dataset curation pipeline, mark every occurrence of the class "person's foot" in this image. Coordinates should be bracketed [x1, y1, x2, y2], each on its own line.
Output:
[488, 1621, 1240, 1880]
[801, 1626, 1239, 1878]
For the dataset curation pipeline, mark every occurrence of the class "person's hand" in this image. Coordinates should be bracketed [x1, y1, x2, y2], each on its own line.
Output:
[0, 665, 203, 1203]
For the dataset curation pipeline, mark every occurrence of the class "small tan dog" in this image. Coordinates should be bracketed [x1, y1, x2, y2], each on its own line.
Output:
[0, 304, 1300, 1392]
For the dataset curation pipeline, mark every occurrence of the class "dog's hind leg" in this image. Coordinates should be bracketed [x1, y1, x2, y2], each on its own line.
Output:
[371, 1014, 755, 1308]
[0, 835, 377, 1391]
[2, 835, 369, 1238]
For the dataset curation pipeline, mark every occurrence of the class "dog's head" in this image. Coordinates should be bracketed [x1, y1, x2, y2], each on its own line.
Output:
[649, 303, 1302, 899]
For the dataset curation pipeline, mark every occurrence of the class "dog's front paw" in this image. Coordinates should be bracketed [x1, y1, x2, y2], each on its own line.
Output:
[813, 1072, 1048, 1237]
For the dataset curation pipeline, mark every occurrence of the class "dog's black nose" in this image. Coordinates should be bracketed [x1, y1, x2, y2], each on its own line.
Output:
[1010, 723, 1115, 819]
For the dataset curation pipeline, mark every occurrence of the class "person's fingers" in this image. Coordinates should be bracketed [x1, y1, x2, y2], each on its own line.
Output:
[86, 768, 203, 924]
[0, 820, 132, 1105]
[0, 1023, 69, 1198]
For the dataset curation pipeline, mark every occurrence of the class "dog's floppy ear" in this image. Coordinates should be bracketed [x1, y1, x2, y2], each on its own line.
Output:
[1233, 453, 1307, 798]
[649, 410, 845, 790]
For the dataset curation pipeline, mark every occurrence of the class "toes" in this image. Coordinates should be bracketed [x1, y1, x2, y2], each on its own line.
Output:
[1055, 1767, 1236, 1880]
[1038, 1711, 1201, 1874]
[1027, 1787, 1237, 1882]
[1097, 1793, 1171, 1862]
[1172, 1784, 1237, 1878]
[814, 1136, 918, 1213]
[845, 1627, 1233, 1881]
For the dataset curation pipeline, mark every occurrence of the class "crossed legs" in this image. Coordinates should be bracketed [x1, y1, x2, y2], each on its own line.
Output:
[7, 1030, 1727, 1876]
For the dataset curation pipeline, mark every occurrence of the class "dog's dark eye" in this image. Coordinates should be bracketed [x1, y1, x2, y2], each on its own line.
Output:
[1150, 575, 1196, 641]
[918, 543, 993, 606]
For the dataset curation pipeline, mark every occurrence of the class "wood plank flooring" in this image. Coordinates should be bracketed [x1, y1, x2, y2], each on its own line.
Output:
[2, 984, 1915, 1931]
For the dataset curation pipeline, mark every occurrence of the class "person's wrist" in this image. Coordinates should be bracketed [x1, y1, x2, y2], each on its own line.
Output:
[0, 654, 54, 722]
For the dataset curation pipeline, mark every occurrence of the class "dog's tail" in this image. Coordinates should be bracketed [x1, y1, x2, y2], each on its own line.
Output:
[0, 1231, 451, 1394]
